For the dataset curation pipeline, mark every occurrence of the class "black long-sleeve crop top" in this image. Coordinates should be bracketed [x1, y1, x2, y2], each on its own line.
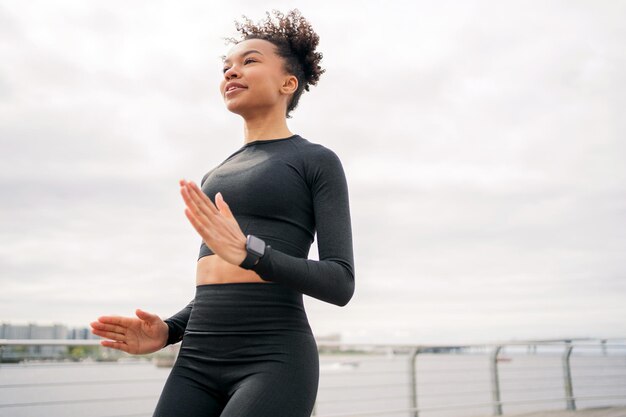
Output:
[163, 134, 355, 346]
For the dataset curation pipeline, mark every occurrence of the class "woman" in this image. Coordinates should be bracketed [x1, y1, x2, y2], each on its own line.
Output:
[90, 9, 355, 417]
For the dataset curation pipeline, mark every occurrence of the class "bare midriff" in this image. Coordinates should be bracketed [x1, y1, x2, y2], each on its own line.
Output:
[196, 254, 271, 285]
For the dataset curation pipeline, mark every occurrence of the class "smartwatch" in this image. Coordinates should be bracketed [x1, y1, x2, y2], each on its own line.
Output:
[239, 234, 266, 269]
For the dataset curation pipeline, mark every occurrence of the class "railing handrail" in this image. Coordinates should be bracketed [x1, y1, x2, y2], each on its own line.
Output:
[2, 337, 625, 348]
[0, 339, 103, 346]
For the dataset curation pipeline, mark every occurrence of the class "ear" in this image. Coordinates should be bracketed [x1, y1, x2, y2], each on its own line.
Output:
[280, 75, 298, 95]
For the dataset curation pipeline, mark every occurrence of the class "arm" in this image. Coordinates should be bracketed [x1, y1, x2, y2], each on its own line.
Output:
[251, 148, 355, 306]
[162, 299, 194, 346]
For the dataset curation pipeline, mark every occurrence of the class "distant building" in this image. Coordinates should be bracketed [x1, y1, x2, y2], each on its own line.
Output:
[0, 323, 100, 361]
[68, 326, 100, 340]
[1, 323, 69, 360]
[1, 323, 100, 340]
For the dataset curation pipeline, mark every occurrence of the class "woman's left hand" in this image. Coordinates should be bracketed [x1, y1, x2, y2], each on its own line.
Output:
[179, 179, 247, 267]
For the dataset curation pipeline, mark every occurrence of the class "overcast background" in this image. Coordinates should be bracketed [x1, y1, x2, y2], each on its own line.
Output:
[1, 1, 624, 345]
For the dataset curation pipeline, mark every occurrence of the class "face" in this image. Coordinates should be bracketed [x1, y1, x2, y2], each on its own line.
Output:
[220, 38, 298, 117]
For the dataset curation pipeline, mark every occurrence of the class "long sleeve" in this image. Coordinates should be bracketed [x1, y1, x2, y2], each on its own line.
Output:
[163, 299, 194, 346]
[251, 148, 355, 306]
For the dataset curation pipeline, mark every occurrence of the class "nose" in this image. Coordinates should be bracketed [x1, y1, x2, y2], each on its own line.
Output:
[223, 65, 240, 80]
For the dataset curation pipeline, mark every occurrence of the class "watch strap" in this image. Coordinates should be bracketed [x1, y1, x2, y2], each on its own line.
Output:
[240, 250, 260, 269]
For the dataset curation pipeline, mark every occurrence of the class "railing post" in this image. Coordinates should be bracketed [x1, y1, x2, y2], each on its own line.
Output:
[562, 343, 576, 411]
[490, 345, 503, 416]
[409, 347, 421, 417]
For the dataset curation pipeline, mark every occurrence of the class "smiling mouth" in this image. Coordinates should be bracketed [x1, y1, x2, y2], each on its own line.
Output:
[225, 86, 247, 96]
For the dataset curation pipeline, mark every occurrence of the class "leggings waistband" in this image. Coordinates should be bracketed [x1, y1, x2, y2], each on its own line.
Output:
[186, 282, 312, 334]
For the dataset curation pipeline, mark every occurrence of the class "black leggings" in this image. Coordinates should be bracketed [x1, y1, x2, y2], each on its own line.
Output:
[152, 282, 319, 417]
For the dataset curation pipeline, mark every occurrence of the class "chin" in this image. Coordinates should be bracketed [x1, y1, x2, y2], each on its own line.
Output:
[224, 101, 244, 115]
[224, 101, 256, 119]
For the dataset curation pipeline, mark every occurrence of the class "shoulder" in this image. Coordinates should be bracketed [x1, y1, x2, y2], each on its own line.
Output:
[200, 168, 215, 187]
[293, 135, 345, 170]
[292, 136, 347, 189]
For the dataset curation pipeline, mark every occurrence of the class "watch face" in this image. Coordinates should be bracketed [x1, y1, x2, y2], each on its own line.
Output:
[247, 235, 266, 257]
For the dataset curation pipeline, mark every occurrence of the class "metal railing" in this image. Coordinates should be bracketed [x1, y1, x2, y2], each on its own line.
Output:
[311, 339, 626, 417]
[1, 338, 625, 417]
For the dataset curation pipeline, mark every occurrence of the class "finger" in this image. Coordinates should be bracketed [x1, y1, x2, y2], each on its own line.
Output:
[187, 181, 219, 216]
[95, 315, 128, 326]
[91, 321, 127, 333]
[101, 340, 130, 353]
[135, 308, 158, 323]
[180, 185, 212, 226]
[184, 207, 214, 241]
[91, 328, 126, 342]
[90, 323, 126, 337]
[183, 183, 217, 222]
[215, 192, 234, 218]
[90, 321, 127, 336]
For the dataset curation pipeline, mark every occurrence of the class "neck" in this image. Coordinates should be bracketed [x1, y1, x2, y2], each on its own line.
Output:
[241, 106, 292, 143]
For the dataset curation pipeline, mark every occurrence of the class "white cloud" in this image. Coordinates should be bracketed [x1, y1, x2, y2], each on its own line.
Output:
[1, 0, 625, 344]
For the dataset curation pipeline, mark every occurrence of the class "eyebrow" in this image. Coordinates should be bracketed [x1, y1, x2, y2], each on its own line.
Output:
[221, 50, 264, 64]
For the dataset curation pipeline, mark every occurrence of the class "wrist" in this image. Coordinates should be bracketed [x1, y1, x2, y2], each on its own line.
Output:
[161, 321, 170, 349]
[240, 234, 266, 269]
[163, 320, 177, 347]
[250, 244, 272, 281]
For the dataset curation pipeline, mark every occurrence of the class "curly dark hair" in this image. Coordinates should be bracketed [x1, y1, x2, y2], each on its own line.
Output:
[222, 9, 325, 119]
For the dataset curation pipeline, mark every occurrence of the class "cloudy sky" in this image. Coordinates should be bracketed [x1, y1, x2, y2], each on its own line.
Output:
[1, 1, 624, 345]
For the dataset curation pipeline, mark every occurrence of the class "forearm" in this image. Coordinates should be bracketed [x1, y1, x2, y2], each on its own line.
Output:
[163, 299, 194, 346]
[251, 245, 355, 306]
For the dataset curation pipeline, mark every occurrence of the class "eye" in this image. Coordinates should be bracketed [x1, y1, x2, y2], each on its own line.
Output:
[222, 58, 256, 73]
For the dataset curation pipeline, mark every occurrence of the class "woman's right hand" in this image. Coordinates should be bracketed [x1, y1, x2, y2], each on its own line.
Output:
[90, 309, 169, 355]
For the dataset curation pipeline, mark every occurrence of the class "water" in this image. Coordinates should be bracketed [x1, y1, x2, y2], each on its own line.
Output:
[1, 353, 625, 417]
